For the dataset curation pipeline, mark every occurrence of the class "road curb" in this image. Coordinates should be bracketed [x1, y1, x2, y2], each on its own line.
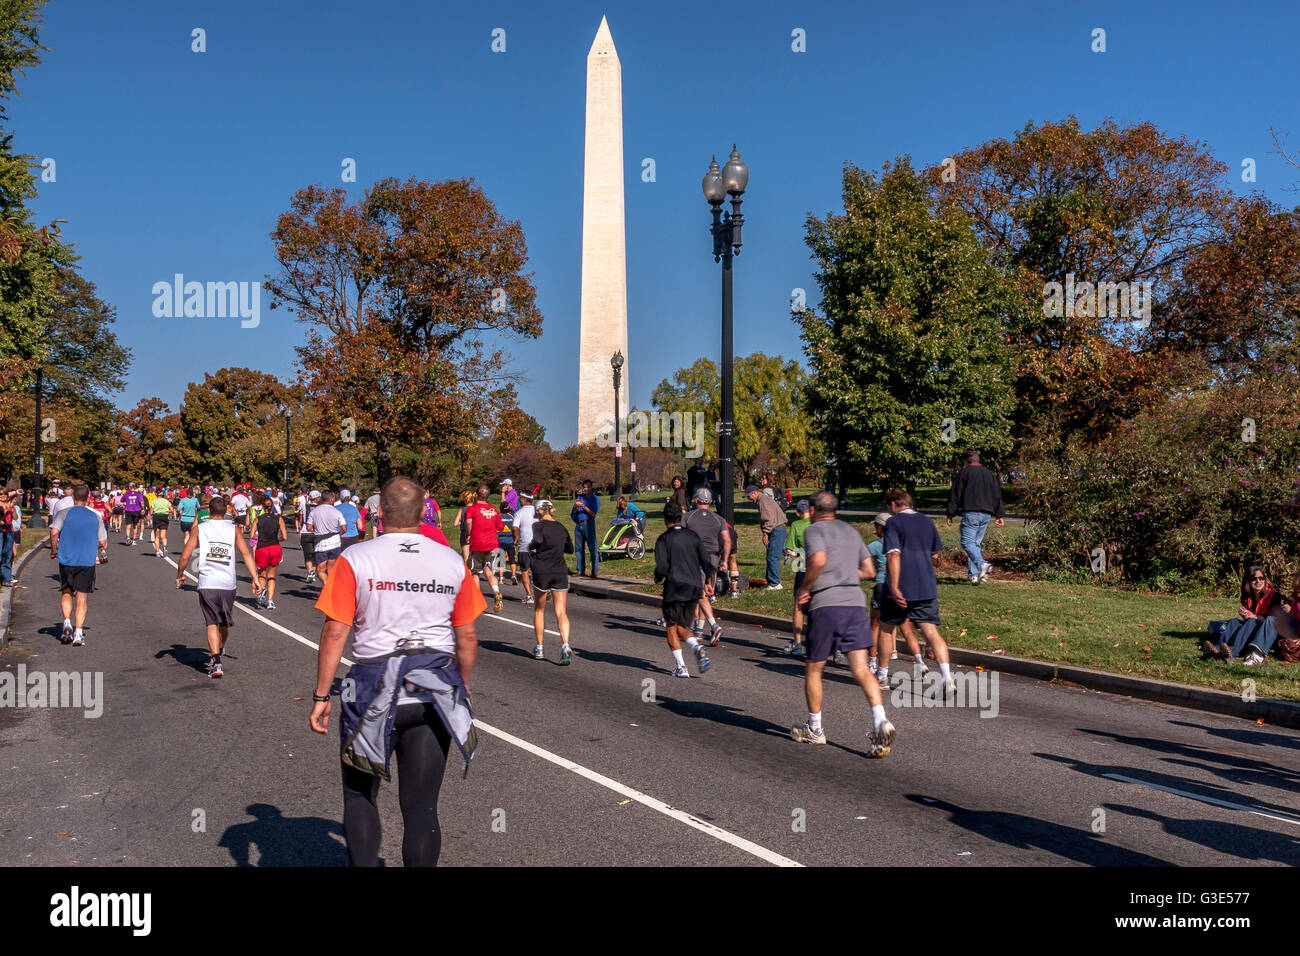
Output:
[566, 575, 1300, 730]
[1, 539, 47, 654]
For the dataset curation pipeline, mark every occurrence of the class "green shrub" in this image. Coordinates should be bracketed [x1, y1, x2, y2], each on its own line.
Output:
[1016, 365, 1300, 591]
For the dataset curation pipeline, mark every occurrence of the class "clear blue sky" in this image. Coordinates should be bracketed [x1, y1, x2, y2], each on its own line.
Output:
[14, 0, 1300, 447]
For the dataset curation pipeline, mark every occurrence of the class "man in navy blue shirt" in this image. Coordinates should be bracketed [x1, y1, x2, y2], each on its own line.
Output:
[571, 479, 600, 577]
[48, 484, 107, 646]
[880, 487, 956, 697]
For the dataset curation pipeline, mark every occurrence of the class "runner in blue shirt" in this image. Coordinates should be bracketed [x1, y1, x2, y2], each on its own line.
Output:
[48, 485, 107, 646]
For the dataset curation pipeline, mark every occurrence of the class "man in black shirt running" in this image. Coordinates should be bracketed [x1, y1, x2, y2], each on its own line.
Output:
[654, 501, 712, 678]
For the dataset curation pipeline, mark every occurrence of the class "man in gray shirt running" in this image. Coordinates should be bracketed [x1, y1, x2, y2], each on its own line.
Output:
[791, 490, 896, 757]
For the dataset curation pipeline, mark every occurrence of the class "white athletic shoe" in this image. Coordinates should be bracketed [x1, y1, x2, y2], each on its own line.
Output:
[71, 633, 85, 647]
[869, 720, 896, 757]
[979, 562, 993, 583]
[791, 723, 827, 745]
[532, 645, 545, 660]
[672, 665, 690, 678]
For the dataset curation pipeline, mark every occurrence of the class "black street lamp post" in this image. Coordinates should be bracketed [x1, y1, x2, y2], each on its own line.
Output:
[611, 351, 624, 497]
[628, 404, 638, 495]
[28, 368, 44, 528]
[702, 146, 748, 525]
[283, 408, 291, 488]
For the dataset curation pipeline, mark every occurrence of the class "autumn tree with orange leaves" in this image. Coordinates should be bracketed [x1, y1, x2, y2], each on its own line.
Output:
[265, 178, 543, 483]
[929, 116, 1246, 442]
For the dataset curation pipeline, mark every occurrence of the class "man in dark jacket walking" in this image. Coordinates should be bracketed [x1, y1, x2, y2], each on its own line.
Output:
[945, 449, 1004, 584]
[654, 501, 713, 678]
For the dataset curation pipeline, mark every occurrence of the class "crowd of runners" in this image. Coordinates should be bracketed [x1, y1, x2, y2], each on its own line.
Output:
[27, 462, 993, 866]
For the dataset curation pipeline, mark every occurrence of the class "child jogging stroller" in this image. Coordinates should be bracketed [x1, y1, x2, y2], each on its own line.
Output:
[599, 514, 647, 560]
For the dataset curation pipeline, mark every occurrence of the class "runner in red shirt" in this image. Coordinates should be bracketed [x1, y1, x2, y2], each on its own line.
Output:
[465, 485, 505, 612]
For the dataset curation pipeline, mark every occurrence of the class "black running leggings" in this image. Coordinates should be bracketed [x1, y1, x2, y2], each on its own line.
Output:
[342, 702, 452, 867]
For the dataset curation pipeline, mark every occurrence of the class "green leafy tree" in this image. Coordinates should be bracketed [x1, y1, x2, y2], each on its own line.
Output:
[800, 159, 1017, 492]
[0, 0, 69, 393]
[650, 352, 816, 485]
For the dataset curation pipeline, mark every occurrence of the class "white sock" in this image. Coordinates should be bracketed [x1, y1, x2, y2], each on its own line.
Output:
[693, 618, 703, 630]
[706, 615, 716, 627]
[877, 667, 889, 684]
[808, 711, 822, 731]
[492, 586, 500, 594]
[672, 648, 685, 667]
[63, 618, 71, 628]
[871, 704, 887, 729]
[74, 628, 84, 639]
[939, 662, 953, 681]
[684, 636, 701, 650]
[562, 642, 571, 651]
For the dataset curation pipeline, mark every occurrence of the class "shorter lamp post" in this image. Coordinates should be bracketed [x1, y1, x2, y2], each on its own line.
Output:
[611, 350, 624, 496]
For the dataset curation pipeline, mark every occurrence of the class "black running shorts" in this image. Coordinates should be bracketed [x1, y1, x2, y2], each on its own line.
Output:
[662, 599, 697, 630]
[58, 564, 95, 593]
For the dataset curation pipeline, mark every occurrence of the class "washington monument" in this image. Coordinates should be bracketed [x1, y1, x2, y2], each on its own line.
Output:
[577, 15, 628, 445]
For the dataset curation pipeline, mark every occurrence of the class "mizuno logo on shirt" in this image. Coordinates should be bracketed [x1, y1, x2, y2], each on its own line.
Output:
[398, 542, 421, 553]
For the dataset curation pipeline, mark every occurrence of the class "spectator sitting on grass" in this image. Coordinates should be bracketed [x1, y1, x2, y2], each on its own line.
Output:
[1258, 571, 1300, 662]
[1203, 565, 1283, 663]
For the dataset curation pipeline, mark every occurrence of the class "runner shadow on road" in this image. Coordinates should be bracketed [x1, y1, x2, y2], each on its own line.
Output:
[601, 613, 664, 638]
[904, 794, 1171, 866]
[654, 694, 789, 741]
[1166, 719, 1300, 751]
[154, 643, 215, 675]
[1077, 726, 1300, 785]
[218, 803, 349, 867]
[572, 647, 660, 673]
[1105, 804, 1300, 865]
[744, 656, 860, 688]
[1036, 752, 1300, 820]
[479, 639, 539, 661]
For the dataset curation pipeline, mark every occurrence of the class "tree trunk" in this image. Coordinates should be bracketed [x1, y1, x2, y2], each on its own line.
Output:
[376, 435, 392, 484]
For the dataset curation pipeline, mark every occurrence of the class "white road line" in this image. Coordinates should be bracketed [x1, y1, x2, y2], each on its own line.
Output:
[1102, 773, 1300, 828]
[474, 721, 802, 867]
[483, 611, 559, 637]
[163, 553, 802, 867]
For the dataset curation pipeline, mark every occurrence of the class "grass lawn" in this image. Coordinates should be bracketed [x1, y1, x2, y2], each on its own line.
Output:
[574, 495, 1300, 704]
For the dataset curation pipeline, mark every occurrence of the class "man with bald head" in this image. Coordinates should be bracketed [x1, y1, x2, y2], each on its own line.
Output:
[312, 474, 484, 867]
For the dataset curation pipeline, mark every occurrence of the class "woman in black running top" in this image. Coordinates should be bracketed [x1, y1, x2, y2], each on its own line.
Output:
[528, 500, 574, 664]
[251, 493, 287, 609]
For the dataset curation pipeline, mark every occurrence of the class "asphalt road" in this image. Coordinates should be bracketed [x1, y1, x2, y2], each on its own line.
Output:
[1, 528, 1297, 867]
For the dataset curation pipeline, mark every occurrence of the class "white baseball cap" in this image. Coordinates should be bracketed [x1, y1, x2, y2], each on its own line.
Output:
[500, 478, 513, 486]
[310, 490, 322, 500]
[340, 490, 352, 501]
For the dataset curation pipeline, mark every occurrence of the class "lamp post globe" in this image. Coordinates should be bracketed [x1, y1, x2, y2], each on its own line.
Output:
[721, 145, 748, 196]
